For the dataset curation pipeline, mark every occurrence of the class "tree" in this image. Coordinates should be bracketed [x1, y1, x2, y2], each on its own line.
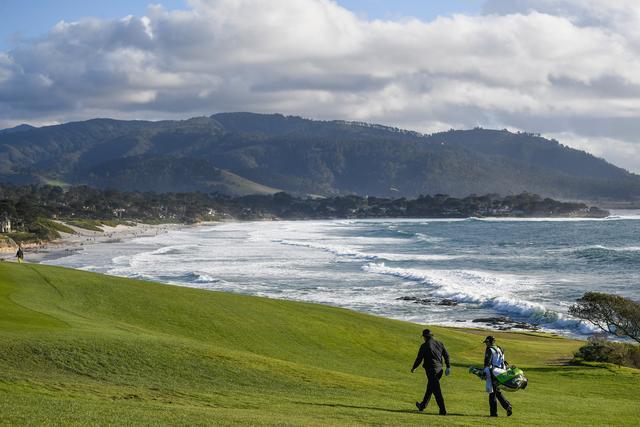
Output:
[570, 292, 640, 343]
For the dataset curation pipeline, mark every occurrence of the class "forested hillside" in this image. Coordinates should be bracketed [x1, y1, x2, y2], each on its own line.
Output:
[1, 113, 639, 202]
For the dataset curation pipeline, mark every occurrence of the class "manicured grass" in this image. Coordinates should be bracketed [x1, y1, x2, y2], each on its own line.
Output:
[99, 219, 136, 227]
[65, 219, 105, 232]
[5, 231, 41, 244]
[64, 218, 137, 230]
[0, 262, 638, 426]
[38, 177, 71, 189]
[38, 218, 77, 235]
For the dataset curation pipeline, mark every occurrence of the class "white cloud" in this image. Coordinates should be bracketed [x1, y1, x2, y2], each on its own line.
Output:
[1, 0, 640, 172]
[545, 132, 640, 174]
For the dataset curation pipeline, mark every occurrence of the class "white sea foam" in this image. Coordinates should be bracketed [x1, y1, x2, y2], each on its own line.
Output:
[45, 218, 632, 337]
[111, 255, 130, 266]
[76, 265, 102, 272]
[362, 262, 593, 332]
[275, 239, 459, 262]
[274, 239, 377, 260]
[414, 233, 446, 243]
[375, 253, 461, 262]
[150, 244, 199, 255]
[605, 210, 640, 220]
[575, 245, 640, 252]
[469, 216, 630, 222]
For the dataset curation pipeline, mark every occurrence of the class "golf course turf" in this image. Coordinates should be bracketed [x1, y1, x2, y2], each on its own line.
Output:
[0, 262, 638, 426]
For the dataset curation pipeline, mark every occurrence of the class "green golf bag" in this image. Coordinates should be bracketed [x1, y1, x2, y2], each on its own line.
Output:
[469, 366, 528, 392]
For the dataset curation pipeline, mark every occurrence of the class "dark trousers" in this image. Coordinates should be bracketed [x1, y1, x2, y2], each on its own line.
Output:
[489, 376, 511, 416]
[421, 369, 446, 413]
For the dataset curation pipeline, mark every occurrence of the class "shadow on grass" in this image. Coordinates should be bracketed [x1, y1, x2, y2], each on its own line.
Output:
[293, 401, 470, 417]
[521, 365, 615, 373]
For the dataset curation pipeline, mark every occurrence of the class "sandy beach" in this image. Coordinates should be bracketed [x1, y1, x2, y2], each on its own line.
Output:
[0, 222, 188, 264]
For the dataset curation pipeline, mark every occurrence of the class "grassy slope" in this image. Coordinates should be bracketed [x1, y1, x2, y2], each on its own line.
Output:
[0, 263, 638, 426]
[218, 169, 282, 195]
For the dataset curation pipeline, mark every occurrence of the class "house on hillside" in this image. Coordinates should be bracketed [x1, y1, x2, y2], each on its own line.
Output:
[0, 213, 11, 233]
[113, 208, 126, 218]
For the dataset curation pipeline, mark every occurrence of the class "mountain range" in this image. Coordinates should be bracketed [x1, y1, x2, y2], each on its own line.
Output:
[1, 112, 639, 203]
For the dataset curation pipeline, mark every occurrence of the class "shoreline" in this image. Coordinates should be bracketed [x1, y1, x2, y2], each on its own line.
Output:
[16, 222, 573, 340]
[3, 208, 638, 263]
[6, 215, 636, 340]
[0, 221, 194, 264]
[6, 212, 632, 264]
[7, 256, 575, 341]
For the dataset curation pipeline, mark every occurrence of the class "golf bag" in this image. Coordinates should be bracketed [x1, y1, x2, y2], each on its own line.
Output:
[469, 365, 528, 392]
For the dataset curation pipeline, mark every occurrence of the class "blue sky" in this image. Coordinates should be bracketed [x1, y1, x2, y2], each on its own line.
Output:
[0, 0, 187, 50]
[0, 0, 482, 50]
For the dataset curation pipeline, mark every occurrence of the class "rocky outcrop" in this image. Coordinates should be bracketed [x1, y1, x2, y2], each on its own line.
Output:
[472, 316, 539, 331]
[396, 296, 432, 305]
[396, 296, 459, 306]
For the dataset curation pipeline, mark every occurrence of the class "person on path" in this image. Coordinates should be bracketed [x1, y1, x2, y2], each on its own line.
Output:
[483, 335, 513, 417]
[15, 246, 24, 263]
[411, 328, 450, 415]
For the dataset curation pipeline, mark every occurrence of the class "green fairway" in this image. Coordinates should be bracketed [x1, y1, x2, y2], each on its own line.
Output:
[0, 262, 638, 426]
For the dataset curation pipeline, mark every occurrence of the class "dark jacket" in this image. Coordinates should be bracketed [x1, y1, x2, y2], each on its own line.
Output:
[412, 338, 450, 373]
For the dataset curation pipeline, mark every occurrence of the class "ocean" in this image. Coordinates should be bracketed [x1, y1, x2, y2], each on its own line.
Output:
[44, 213, 640, 337]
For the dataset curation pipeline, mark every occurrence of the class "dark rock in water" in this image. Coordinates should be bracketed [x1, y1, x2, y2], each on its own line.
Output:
[512, 322, 538, 330]
[455, 320, 466, 322]
[395, 296, 460, 308]
[472, 316, 538, 331]
[396, 296, 432, 305]
[472, 317, 510, 323]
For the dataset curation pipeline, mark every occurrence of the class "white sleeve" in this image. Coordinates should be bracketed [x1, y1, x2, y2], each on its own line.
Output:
[485, 376, 493, 393]
[484, 367, 493, 393]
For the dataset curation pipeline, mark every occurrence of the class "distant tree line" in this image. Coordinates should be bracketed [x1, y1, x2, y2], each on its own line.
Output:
[0, 184, 608, 243]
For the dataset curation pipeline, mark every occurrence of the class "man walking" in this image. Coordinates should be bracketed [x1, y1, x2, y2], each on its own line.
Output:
[483, 336, 513, 417]
[411, 329, 450, 415]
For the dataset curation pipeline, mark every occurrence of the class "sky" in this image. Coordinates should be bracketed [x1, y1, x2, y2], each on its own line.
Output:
[1, 0, 639, 173]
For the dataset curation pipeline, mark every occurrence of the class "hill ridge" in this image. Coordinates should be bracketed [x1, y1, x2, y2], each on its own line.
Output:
[1, 112, 639, 202]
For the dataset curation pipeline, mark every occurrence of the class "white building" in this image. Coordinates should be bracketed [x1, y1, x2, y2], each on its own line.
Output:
[0, 213, 11, 233]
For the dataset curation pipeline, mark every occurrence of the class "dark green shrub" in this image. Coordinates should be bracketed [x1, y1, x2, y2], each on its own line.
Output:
[574, 335, 640, 369]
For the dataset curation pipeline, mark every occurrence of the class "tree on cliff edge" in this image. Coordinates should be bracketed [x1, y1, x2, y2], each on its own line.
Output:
[570, 292, 640, 343]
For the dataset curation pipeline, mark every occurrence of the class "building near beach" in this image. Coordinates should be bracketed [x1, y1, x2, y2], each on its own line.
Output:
[0, 213, 11, 233]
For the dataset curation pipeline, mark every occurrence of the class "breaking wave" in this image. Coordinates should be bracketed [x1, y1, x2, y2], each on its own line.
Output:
[362, 263, 594, 333]
[46, 217, 637, 338]
[274, 239, 459, 262]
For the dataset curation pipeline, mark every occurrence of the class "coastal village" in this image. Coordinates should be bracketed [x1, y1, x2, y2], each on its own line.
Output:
[0, 186, 610, 267]
[0, 212, 10, 233]
[0, 184, 609, 251]
[0, 212, 15, 255]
